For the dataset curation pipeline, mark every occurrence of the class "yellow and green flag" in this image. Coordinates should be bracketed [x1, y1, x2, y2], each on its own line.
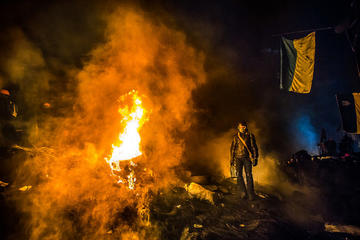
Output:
[336, 93, 360, 134]
[280, 32, 316, 93]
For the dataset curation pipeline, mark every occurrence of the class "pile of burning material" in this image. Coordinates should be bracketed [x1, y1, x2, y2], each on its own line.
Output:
[104, 90, 150, 190]
[0, 6, 212, 238]
[105, 156, 154, 190]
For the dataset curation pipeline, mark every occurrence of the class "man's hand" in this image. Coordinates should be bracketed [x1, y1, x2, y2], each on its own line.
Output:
[253, 158, 258, 167]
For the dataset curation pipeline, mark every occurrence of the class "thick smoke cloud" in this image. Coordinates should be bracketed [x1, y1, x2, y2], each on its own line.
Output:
[0, 0, 344, 238]
[0, 28, 49, 111]
[3, 3, 206, 239]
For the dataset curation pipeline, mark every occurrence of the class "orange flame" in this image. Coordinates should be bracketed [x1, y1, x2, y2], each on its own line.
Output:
[105, 90, 148, 189]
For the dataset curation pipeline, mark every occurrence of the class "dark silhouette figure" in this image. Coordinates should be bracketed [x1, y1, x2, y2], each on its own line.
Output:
[325, 138, 337, 156]
[230, 121, 258, 200]
[318, 128, 327, 155]
[339, 134, 354, 155]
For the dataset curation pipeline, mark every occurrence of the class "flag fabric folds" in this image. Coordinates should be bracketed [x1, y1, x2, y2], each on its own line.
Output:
[336, 93, 360, 133]
[280, 32, 316, 93]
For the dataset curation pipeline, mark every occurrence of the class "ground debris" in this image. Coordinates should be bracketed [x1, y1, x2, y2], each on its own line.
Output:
[204, 185, 218, 191]
[218, 185, 230, 194]
[0, 180, 9, 187]
[243, 219, 260, 231]
[185, 182, 222, 205]
[180, 227, 199, 240]
[195, 214, 206, 223]
[193, 224, 203, 228]
[190, 176, 208, 185]
[18, 185, 32, 191]
[325, 223, 360, 236]
[149, 178, 344, 240]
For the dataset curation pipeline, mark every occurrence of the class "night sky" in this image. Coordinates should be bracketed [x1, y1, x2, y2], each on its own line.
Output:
[0, 0, 358, 160]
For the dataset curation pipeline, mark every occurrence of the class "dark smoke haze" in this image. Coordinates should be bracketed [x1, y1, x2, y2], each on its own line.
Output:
[0, 0, 358, 238]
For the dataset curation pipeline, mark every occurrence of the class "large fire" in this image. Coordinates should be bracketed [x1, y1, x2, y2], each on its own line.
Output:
[105, 90, 148, 189]
[6, 7, 207, 239]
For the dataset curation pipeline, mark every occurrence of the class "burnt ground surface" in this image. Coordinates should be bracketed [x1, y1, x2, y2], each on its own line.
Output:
[150, 180, 360, 240]
[1, 146, 360, 240]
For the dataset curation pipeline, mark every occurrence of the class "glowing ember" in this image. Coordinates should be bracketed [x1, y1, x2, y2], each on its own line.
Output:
[105, 90, 148, 189]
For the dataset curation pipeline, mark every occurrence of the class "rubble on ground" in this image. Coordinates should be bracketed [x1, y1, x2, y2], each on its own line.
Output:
[2, 148, 360, 239]
[149, 176, 356, 240]
[184, 182, 222, 205]
[325, 223, 360, 236]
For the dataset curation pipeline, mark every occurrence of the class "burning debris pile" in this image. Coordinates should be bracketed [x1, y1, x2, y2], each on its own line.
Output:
[0, 6, 207, 239]
[105, 90, 149, 190]
[1, 3, 360, 240]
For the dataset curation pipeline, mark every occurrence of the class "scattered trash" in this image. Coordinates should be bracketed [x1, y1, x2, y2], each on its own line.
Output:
[257, 193, 267, 199]
[193, 224, 203, 228]
[185, 182, 218, 204]
[153, 205, 180, 216]
[196, 215, 206, 223]
[0, 181, 9, 187]
[246, 220, 260, 231]
[0, 180, 9, 187]
[180, 227, 190, 240]
[18, 186, 32, 191]
[180, 227, 199, 240]
[239, 224, 245, 227]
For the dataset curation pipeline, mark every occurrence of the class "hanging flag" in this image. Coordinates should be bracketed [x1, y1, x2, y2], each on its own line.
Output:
[336, 93, 360, 133]
[280, 32, 316, 93]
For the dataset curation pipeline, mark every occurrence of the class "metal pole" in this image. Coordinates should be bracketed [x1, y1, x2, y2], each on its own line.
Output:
[272, 26, 333, 37]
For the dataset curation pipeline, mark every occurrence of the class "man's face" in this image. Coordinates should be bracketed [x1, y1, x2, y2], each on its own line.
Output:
[237, 124, 247, 133]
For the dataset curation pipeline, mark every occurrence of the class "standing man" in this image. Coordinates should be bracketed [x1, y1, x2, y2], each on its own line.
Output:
[230, 121, 259, 200]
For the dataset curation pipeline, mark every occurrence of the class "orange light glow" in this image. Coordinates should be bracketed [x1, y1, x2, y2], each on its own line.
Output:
[105, 90, 148, 189]
[0, 89, 10, 96]
[43, 102, 51, 108]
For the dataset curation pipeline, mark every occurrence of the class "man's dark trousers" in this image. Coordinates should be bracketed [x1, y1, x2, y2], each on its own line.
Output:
[235, 157, 255, 199]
